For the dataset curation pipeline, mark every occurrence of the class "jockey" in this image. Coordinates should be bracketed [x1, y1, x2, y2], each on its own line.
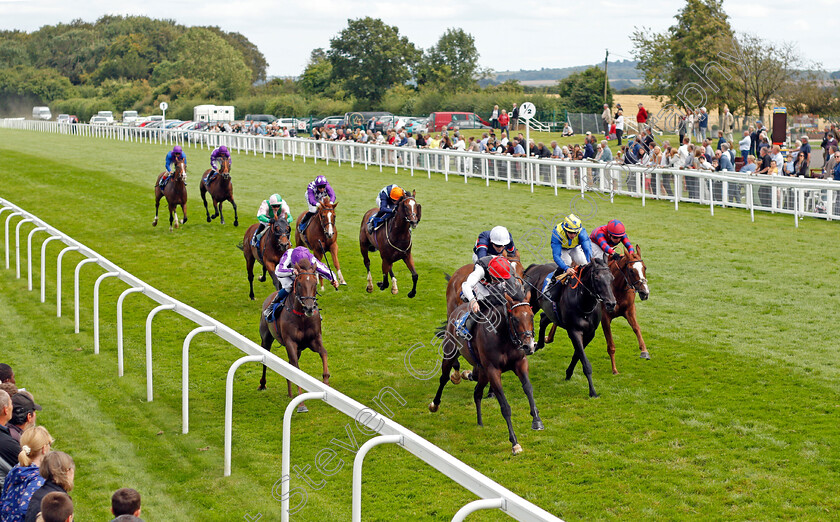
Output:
[549, 214, 592, 285]
[454, 255, 514, 339]
[161, 145, 187, 186]
[253, 194, 292, 246]
[473, 226, 517, 262]
[590, 219, 635, 261]
[206, 145, 231, 185]
[299, 175, 337, 233]
[367, 184, 405, 232]
[264, 246, 338, 318]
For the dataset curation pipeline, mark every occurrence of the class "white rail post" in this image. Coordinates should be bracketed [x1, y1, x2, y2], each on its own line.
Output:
[451, 498, 506, 522]
[93, 271, 119, 354]
[747, 180, 755, 222]
[15, 218, 34, 278]
[73, 257, 99, 333]
[280, 391, 327, 522]
[40, 236, 62, 302]
[352, 434, 403, 522]
[709, 179, 715, 216]
[116, 286, 144, 376]
[56, 246, 79, 317]
[182, 325, 216, 433]
[5, 211, 23, 269]
[26, 226, 46, 290]
[144, 304, 176, 401]
[224, 354, 265, 477]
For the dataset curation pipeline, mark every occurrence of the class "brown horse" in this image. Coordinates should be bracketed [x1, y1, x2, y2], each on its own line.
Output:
[241, 219, 292, 300]
[200, 156, 239, 226]
[445, 253, 526, 320]
[153, 155, 187, 232]
[359, 192, 421, 298]
[258, 258, 328, 413]
[602, 246, 650, 374]
[429, 280, 541, 455]
[295, 198, 346, 287]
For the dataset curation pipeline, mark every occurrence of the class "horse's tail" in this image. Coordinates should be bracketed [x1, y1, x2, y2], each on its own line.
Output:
[434, 319, 448, 338]
[443, 271, 451, 282]
[236, 241, 244, 251]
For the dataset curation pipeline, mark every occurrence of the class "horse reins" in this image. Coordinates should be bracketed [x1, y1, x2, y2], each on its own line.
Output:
[506, 301, 535, 349]
[287, 271, 319, 316]
[385, 197, 416, 254]
[613, 256, 647, 294]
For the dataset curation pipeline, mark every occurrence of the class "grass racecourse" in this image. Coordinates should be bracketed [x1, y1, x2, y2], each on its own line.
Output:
[1, 128, 839, 521]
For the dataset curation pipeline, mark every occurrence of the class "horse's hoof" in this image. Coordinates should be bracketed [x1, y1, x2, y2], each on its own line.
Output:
[366, 285, 373, 293]
[391, 287, 398, 295]
[535, 343, 544, 352]
[234, 220, 239, 227]
[206, 216, 211, 223]
[612, 369, 619, 375]
[169, 227, 173, 232]
[512, 444, 523, 455]
[565, 373, 573, 381]
[450, 371, 461, 385]
[221, 220, 226, 225]
[152, 220, 157, 227]
[589, 392, 600, 399]
[407, 290, 416, 298]
[460, 370, 472, 381]
[258, 276, 266, 283]
[486, 390, 496, 399]
[183, 217, 188, 224]
[532, 420, 545, 431]
[258, 385, 266, 391]
[640, 351, 651, 360]
[428, 402, 439, 413]
[377, 283, 386, 291]
[297, 404, 309, 413]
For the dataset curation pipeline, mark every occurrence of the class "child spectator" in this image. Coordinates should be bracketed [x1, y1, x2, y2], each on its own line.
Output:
[24, 451, 74, 522]
[33, 491, 72, 522]
[110, 488, 142, 520]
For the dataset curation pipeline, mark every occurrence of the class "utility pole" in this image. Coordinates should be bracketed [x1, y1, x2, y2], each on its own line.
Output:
[603, 49, 609, 104]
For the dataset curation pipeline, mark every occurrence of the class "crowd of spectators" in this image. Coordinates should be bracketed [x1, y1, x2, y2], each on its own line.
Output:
[204, 121, 298, 138]
[0, 363, 144, 521]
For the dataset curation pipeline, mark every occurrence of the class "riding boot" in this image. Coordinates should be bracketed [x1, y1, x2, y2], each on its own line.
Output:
[264, 288, 289, 319]
[547, 267, 566, 301]
[253, 223, 266, 246]
[455, 312, 476, 339]
[299, 212, 312, 233]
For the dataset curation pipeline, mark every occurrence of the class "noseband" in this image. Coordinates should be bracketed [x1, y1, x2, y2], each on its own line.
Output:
[506, 301, 535, 349]
[290, 271, 319, 315]
[616, 257, 648, 294]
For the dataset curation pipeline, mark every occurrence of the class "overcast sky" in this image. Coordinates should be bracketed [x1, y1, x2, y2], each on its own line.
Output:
[2, 0, 838, 77]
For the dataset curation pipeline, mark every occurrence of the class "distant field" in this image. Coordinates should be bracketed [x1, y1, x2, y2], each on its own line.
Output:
[0, 128, 838, 521]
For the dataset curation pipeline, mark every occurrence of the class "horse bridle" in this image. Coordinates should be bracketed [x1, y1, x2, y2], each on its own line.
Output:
[289, 271, 319, 313]
[615, 256, 648, 294]
[571, 264, 610, 313]
[271, 220, 290, 250]
[506, 301, 535, 349]
[385, 197, 417, 254]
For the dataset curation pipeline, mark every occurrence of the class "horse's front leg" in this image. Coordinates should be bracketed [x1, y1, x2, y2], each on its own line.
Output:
[231, 198, 239, 227]
[514, 358, 543, 430]
[626, 306, 650, 360]
[378, 259, 393, 292]
[180, 202, 188, 225]
[404, 252, 419, 299]
[311, 337, 330, 386]
[201, 187, 211, 222]
[429, 349, 458, 412]
[153, 193, 161, 227]
[217, 200, 225, 225]
[487, 367, 521, 455]
[169, 204, 175, 232]
[536, 313, 551, 351]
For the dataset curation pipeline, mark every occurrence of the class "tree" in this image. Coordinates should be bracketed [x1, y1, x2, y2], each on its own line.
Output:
[327, 17, 419, 104]
[204, 27, 268, 83]
[299, 48, 334, 96]
[167, 27, 252, 99]
[778, 74, 840, 117]
[417, 28, 481, 91]
[556, 67, 612, 113]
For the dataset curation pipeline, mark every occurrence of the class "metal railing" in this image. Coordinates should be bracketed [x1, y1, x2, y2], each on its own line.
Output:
[3, 118, 839, 227]
[0, 196, 563, 522]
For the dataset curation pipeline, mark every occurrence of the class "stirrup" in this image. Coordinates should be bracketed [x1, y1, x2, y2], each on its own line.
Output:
[455, 314, 471, 339]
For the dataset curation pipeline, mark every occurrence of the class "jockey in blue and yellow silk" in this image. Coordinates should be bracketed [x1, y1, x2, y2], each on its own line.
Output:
[550, 214, 592, 282]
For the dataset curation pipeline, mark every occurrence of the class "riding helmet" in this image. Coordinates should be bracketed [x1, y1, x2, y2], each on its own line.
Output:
[173, 145, 183, 155]
[269, 194, 284, 206]
[487, 256, 513, 280]
[315, 175, 328, 187]
[219, 145, 229, 155]
[606, 219, 626, 237]
[561, 214, 582, 235]
[489, 226, 511, 247]
[389, 186, 405, 200]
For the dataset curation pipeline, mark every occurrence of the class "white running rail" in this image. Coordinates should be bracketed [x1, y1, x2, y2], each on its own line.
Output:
[0, 196, 563, 522]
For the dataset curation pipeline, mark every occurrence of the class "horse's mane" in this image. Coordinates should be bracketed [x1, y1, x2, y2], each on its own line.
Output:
[295, 257, 313, 271]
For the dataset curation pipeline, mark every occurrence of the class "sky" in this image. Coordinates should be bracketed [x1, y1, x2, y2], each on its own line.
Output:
[2, 0, 838, 77]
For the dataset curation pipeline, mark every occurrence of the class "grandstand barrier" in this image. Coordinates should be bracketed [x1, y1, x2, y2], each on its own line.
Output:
[0, 196, 564, 522]
[3, 118, 838, 227]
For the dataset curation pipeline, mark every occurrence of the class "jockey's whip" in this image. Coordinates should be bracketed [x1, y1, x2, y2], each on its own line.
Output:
[318, 239, 339, 291]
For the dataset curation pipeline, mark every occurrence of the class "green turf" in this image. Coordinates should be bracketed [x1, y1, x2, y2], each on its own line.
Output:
[0, 128, 838, 521]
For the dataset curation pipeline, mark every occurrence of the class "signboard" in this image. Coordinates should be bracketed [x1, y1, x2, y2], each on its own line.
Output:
[520, 102, 536, 121]
[159, 102, 169, 111]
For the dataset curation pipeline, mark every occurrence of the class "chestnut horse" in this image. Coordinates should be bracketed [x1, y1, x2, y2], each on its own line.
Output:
[523, 260, 616, 398]
[429, 280, 541, 455]
[200, 156, 239, 226]
[241, 219, 292, 300]
[602, 247, 650, 373]
[258, 258, 328, 413]
[153, 156, 187, 232]
[295, 198, 346, 287]
[359, 192, 421, 298]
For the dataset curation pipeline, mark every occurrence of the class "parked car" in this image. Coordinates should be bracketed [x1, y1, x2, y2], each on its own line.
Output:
[403, 117, 428, 135]
[90, 116, 108, 125]
[308, 115, 344, 132]
[56, 114, 71, 124]
[97, 111, 115, 124]
[122, 110, 139, 124]
[32, 106, 52, 120]
[368, 114, 406, 133]
[428, 112, 491, 132]
[276, 118, 305, 134]
[344, 111, 392, 130]
[245, 114, 277, 123]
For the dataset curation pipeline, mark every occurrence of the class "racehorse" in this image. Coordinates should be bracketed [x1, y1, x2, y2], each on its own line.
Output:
[444, 253, 526, 320]
[523, 259, 616, 398]
[429, 280, 541, 455]
[200, 156, 239, 226]
[241, 219, 292, 300]
[295, 198, 346, 287]
[153, 155, 188, 232]
[359, 191, 421, 298]
[602, 247, 650, 374]
[258, 257, 328, 413]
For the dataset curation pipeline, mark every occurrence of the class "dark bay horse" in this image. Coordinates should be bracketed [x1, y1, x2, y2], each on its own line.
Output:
[295, 198, 346, 287]
[523, 259, 616, 398]
[200, 156, 239, 226]
[602, 246, 650, 374]
[153, 156, 187, 232]
[359, 192, 421, 298]
[241, 219, 292, 300]
[429, 281, 541, 455]
[445, 254, 526, 320]
[258, 258, 328, 413]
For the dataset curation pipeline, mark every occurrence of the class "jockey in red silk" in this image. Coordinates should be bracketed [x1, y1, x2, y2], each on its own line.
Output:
[590, 219, 634, 261]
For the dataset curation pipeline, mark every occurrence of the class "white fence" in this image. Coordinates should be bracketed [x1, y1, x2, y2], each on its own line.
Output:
[0, 197, 562, 522]
[3, 118, 840, 227]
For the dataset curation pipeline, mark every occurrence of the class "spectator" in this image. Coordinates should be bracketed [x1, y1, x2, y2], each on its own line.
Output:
[756, 133, 770, 157]
[822, 146, 838, 179]
[33, 491, 72, 522]
[599, 140, 613, 163]
[110, 488, 141, 520]
[833, 151, 840, 181]
[822, 132, 837, 163]
[718, 145, 733, 171]
[9, 393, 41, 443]
[636, 103, 648, 127]
[749, 122, 761, 156]
[738, 130, 751, 159]
[757, 147, 771, 175]
[1, 390, 20, 486]
[490, 105, 499, 129]
[601, 104, 611, 137]
[512, 138, 526, 157]
[642, 127, 655, 154]
[739, 155, 757, 204]
[0, 365, 13, 385]
[511, 103, 519, 131]
[614, 110, 625, 145]
[679, 109, 691, 144]
[24, 451, 74, 522]
[0, 384, 17, 398]
[716, 130, 726, 150]
[799, 135, 811, 166]
[793, 151, 809, 177]
[583, 137, 595, 159]
[722, 105, 734, 142]
[562, 122, 573, 136]
[0, 426, 52, 521]
[550, 140, 561, 158]
[498, 110, 509, 135]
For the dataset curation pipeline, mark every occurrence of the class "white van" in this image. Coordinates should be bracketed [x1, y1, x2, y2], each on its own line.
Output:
[97, 111, 115, 123]
[193, 105, 235, 123]
[122, 111, 138, 124]
[32, 106, 52, 120]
